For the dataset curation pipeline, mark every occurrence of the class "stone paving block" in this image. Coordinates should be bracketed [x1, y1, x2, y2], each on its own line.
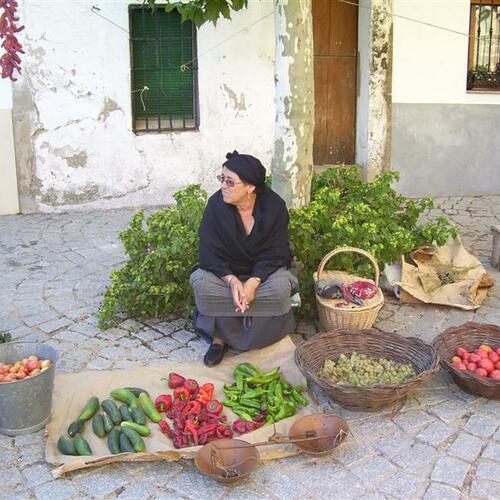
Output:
[464, 414, 498, 438]
[423, 482, 461, 500]
[14, 430, 45, 449]
[335, 442, 377, 466]
[431, 455, 470, 487]
[53, 329, 91, 343]
[374, 432, 414, 457]
[127, 345, 158, 361]
[0, 448, 17, 465]
[34, 478, 79, 499]
[447, 432, 484, 462]
[393, 410, 436, 433]
[99, 346, 127, 360]
[475, 459, 500, 482]
[115, 479, 160, 499]
[392, 443, 438, 479]
[167, 467, 229, 499]
[18, 445, 44, 467]
[72, 465, 131, 497]
[351, 419, 401, 443]
[113, 360, 139, 369]
[22, 310, 60, 327]
[0, 466, 23, 489]
[37, 317, 73, 333]
[20, 331, 51, 343]
[119, 319, 145, 332]
[470, 478, 499, 499]
[133, 328, 164, 343]
[166, 347, 201, 362]
[21, 462, 54, 487]
[481, 440, 500, 461]
[150, 337, 183, 355]
[350, 455, 399, 484]
[416, 421, 458, 447]
[314, 473, 366, 499]
[0, 433, 13, 450]
[171, 329, 196, 344]
[378, 471, 421, 499]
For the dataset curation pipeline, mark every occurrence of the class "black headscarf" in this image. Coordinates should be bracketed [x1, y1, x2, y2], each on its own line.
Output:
[223, 150, 266, 188]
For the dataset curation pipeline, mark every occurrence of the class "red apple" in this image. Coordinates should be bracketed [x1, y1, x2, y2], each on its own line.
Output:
[488, 352, 499, 363]
[479, 344, 492, 353]
[467, 363, 477, 371]
[475, 349, 488, 359]
[489, 370, 500, 380]
[452, 362, 467, 370]
[468, 353, 481, 363]
[474, 368, 488, 377]
[451, 356, 462, 364]
[496, 347, 500, 356]
[456, 347, 468, 359]
[478, 358, 494, 373]
[495, 361, 500, 370]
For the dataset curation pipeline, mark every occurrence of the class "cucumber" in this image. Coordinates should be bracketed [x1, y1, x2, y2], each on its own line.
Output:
[67, 419, 85, 437]
[138, 392, 162, 423]
[110, 389, 139, 409]
[102, 412, 114, 433]
[119, 431, 136, 453]
[124, 387, 149, 398]
[78, 396, 99, 421]
[57, 436, 77, 456]
[121, 427, 145, 452]
[101, 399, 121, 425]
[131, 407, 147, 425]
[119, 404, 133, 422]
[92, 413, 106, 438]
[107, 429, 121, 455]
[74, 433, 92, 456]
[120, 421, 151, 437]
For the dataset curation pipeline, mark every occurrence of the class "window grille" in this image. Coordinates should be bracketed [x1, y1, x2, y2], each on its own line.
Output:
[467, 1, 500, 90]
[129, 6, 199, 132]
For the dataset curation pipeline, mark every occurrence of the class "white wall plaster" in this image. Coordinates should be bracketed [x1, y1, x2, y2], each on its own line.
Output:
[14, 1, 275, 211]
[392, 0, 500, 105]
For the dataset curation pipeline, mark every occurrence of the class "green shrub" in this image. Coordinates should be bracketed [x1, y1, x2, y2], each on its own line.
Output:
[98, 167, 458, 328]
[98, 185, 207, 329]
[289, 166, 458, 317]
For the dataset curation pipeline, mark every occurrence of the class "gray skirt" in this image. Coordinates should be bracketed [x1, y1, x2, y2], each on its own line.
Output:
[190, 268, 299, 351]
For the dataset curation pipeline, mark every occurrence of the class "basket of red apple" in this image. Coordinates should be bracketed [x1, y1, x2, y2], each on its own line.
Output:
[433, 322, 500, 399]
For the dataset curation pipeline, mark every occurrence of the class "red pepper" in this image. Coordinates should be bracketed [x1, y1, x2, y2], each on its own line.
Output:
[186, 400, 202, 415]
[174, 387, 190, 401]
[216, 425, 227, 439]
[223, 426, 234, 438]
[155, 394, 173, 412]
[197, 383, 215, 404]
[173, 415, 186, 430]
[183, 378, 199, 394]
[232, 419, 248, 435]
[205, 399, 223, 416]
[184, 419, 200, 446]
[167, 372, 185, 389]
[245, 421, 257, 433]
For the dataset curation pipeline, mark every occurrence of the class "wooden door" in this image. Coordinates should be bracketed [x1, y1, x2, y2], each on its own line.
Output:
[313, 0, 358, 165]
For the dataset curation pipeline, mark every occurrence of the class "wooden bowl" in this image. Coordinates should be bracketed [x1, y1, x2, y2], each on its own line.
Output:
[194, 438, 259, 484]
[289, 413, 349, 455]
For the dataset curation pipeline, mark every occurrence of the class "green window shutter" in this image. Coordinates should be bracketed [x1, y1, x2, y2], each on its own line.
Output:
[129, 7, 198, 130]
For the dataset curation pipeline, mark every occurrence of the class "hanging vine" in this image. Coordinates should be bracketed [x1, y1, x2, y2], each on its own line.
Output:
[0, 0, 24, 80]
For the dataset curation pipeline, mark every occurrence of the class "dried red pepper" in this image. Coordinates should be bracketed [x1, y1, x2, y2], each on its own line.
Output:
[184, 419, 200, 445]
[0, 0, 25, 81]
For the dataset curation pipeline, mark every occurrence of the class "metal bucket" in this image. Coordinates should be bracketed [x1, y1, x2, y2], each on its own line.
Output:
[0, 342, 57, 436]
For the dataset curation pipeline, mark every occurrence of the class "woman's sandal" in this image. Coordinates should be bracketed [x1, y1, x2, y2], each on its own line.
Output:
[203, 343, 227, 367]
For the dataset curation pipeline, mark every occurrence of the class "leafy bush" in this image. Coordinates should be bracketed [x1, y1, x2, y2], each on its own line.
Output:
[98, 167, 458, 328]
[289, 166, 458, 317]
[98, 185, 207, 329]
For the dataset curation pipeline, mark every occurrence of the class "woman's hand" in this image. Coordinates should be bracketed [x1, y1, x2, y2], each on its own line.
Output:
[227, 277, 247, 313]
[242, 278, 260, 312]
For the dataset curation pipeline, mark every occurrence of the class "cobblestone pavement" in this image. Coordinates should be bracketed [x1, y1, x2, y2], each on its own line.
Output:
[1, 195, 499, 499]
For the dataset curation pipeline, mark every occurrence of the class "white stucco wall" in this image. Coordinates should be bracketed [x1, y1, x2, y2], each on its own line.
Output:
[0, 78, 19, 215]
[392, 0, 500, 105]
[14, 1, 275, 211]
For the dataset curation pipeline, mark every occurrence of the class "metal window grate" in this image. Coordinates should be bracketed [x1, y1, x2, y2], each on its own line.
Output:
[129, 6, 199, 132]
[467, 1, 500, 90]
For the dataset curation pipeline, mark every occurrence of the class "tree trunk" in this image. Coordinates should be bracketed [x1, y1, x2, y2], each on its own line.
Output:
[272, 0, 314, 209]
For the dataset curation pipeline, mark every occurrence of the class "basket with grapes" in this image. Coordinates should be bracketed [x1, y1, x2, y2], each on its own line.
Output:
[295, 328, 439, 411]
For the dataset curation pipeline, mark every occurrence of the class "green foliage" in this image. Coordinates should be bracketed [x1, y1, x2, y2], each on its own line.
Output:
[0, 332, 12, 343]
[289, 166, 458, 318]
[151, 0, 249, 27]
[98, 185, 207, 329]
[99, 167, 458, 328]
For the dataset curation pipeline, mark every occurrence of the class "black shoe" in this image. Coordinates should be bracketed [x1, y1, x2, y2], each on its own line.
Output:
[203, 343, 226, 367]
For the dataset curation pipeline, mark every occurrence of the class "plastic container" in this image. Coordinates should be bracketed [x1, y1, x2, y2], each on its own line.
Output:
[0, 342, 57, 436]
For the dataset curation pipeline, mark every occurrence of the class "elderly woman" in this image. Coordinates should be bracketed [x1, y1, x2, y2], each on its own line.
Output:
[190, 151, 299, 366]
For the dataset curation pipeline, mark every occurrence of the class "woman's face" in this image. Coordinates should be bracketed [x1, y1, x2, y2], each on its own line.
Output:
[219, 167, 255, 205]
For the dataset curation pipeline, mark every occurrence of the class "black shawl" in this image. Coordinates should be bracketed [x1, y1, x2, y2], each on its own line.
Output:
[198, 187, 292, 282]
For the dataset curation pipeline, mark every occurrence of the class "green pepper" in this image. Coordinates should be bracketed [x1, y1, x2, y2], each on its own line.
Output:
[235, 373, 244, 392]
[233, 409, 255, 421]
[244, 368, 280, 384]
[274, 382, 284, 400]
[238, 398, 261, 410]
[234, 362, 260, 378]
[291, 389, 309, 406]
[265, 414, 275, 424]
[283, 401, 296, 417]
[242, 388, 266, 399]
[233, 405, 258, 417]
[273, 406, 287, 421]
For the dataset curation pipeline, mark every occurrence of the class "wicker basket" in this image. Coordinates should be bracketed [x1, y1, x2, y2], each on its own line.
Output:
[295, 329, 440, 411]
[314, 247, 384, 331]
[433, 322, 500, 399]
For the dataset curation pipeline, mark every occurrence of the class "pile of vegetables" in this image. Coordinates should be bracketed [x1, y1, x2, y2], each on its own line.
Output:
[319, 353, 415, 386]
[223, 363, 308, 424]
[451, 344, 500, 380]
[57, 388, 160, 456]
[0, 354, 52, 383]
[156, 372, 233, 448]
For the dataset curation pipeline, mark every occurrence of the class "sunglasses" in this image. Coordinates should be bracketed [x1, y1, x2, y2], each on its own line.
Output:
[217, 174, 243, 188]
